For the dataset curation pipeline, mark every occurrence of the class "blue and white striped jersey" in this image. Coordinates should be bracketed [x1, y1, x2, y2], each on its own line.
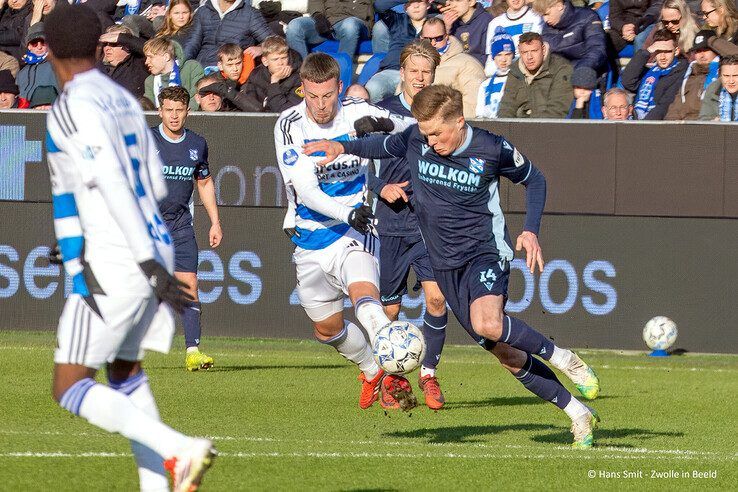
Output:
[274, 97, 411, 250]
[46, 69, 174, 297]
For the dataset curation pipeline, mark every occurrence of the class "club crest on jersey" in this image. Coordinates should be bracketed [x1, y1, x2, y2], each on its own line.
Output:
[421, 144, 430, 156]
[283, 148, 299, 166]
[189, 149, 198, 161]
[468, 157, 484, 175]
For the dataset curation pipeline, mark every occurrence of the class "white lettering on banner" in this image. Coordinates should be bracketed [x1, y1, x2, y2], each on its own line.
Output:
[214, 165, 285, 207]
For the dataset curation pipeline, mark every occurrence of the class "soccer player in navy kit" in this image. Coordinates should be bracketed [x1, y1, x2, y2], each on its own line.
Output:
[305, 85, 602, 447]
[369, 40, 481, 410]
[153, 86, 223, 372]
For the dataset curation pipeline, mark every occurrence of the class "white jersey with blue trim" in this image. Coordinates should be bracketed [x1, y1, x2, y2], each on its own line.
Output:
[46, 69, 173, 297]
[274, 97, 411, 250]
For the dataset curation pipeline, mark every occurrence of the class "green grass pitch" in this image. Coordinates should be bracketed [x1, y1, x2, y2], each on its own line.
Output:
[1, 331, 736, 491]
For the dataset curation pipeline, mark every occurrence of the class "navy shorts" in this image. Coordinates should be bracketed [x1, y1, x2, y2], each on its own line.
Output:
[379, 235, 435, 305]
[434, 253, 509, 345]
[170, 225, 199, 273]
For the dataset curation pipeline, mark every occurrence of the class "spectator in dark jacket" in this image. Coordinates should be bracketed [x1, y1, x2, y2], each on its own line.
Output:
[568, 66, 603, 119]
[98, 24, 149, 98]
[365, 0, 430, 103]
[16, 21, 57, 100]
[440, 0, 492, 65]
[285, 0, 375, 59]
[533, 0, 608, 74]
[608, 0, 664, 54]
[0, 0, 32, 60]
[665, 29, 719, 119]
[238, 35, 304, 112]
[0, 68, 28, 107]
[622, 28, 688, 119]
[184, 0, 273, 68]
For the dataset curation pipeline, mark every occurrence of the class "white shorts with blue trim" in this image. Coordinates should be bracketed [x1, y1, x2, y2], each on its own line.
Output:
[293, 228, 380, 322]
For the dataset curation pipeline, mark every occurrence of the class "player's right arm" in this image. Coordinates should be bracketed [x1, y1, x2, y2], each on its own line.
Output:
[302, 125, 414, 166]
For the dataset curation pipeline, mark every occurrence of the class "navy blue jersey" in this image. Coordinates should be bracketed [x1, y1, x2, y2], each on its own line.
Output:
[343, 124, 546, 271]
[151, 125, 210, 232]
[371, 93, 420, 237]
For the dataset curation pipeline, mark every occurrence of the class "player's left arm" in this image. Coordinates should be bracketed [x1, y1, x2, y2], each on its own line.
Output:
[495, 137, 547, 274]
[194, 144, 222, 248]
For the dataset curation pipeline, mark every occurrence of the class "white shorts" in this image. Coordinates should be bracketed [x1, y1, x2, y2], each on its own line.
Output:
[293, 228, 380, 321]
[54, 293, 159, 369]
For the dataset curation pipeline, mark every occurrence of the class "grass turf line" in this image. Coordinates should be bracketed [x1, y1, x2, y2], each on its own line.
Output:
[0, 331, 736, 491]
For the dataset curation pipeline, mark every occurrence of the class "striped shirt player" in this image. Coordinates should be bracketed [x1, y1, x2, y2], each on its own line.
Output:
[273, 64, 418, 411]
[43, 11, 215, 487]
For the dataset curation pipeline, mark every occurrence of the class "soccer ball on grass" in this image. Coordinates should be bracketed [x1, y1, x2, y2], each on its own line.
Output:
[642, 316, 678, 352]
[372, 321, 426, 375]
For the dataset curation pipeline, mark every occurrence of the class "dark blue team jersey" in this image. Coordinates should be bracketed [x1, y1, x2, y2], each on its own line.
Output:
[371, 93, 420, 238]
[151, 125, 210, 232]
[343, 125, 546, 271]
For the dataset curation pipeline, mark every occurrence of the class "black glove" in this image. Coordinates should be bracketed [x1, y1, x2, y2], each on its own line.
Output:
[354, 116, 395, 137]
[48, 244, 63, 265]
[347, 205, 374, 234]
[312, 12, 333, 38]
[139, 259, 192, 313]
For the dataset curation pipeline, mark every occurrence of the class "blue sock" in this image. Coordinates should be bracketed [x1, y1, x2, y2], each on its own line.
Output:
[421, 310, 447, 369]
[182, 301, 201, 348]
[500, 315, 555, 360]
[59, 378, 96, 416]
[514, 354, 572, 409]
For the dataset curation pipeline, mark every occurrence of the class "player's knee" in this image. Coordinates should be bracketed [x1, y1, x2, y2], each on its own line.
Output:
[425, 294, 446, 316]
[472, 314, 504, 341]
[384, 303, 401, 321]
[313, 314, 344, 340]
[493, 344, 527, 373]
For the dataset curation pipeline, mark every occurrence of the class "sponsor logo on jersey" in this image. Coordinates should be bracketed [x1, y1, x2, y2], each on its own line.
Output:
[468, 157, 484, 174]
[283, 148, 298, 166]
[418, 160, 481, 189]
[189, 149, 198, 161]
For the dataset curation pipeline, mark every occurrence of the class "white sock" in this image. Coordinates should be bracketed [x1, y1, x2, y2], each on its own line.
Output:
[420, 366, 436, 378]
[75, 383, 190, 459]
[186, 346, 199, 354]
[126, 377, 170, 492]
[563, 397, 589, 420]
[322, 322, 380, 380]
[548, 346, 572, 370]
[354, 297, 390, 342]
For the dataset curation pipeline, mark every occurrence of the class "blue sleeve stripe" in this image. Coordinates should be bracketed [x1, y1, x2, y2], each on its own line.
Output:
[319, 175, 365, 197]
[52, 193, 79, 219]
[58, 236, 84, 261]
[46, 131, 61, 153]
[124, 133, 137, 146]
[72, 273, 90, 297]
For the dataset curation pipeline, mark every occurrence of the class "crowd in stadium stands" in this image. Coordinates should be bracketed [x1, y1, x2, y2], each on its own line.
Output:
[2, 0, 738, 120]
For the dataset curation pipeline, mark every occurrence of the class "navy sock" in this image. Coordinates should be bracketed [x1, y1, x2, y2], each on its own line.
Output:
[182, 301, 201, 348]
[514, 354, 572, 409]
[421, 310, 447, 369]
[500, 315, 555, 360]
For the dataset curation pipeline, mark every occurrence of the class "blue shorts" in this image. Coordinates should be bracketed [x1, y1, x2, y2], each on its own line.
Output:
[170, 225, 198, 273]
[379, 235, 435, 305]
[434, 253, 509, 346]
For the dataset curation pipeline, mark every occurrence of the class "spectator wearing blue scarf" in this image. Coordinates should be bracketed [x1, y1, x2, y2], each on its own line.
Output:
[476, 29, 514, 118]
[666, 30, 721, 120]
[699, 55, 738, 121]
[621, 28, 688, 120]
[16, 22, 59, 101]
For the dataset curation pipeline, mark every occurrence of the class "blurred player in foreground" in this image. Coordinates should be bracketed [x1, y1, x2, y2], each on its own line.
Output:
[304, 85, 602, 447]
[44, 5, 215, 490]
[153, 85, 222, 372]
[274, 53, 418, 410]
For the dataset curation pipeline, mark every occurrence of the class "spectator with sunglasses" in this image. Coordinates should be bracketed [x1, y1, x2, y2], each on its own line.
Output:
[420, 16, 484, 117]
[98, 24, 149, 98]
[700, 0, 738, 57]
[640, 0, 699, 58]
[16, 21, 57, 100]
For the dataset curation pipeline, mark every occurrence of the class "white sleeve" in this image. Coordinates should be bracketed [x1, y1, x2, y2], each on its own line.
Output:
[63, 101, 157, 263]
[144, 127, 169, 202]
[476, 80, 487, 118]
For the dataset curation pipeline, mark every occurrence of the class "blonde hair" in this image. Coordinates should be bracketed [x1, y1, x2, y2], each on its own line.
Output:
[261, 35, 289, 57]
[106, 24, 134, 35]
[657, 0, 699, 52]
[157, 0, 193, 38]
[143, 37, 175, 58]
[702, 0, 738, 38]
[411, 85, 463, 122]
[400, 39, 441, 70]
[531, 0, 562, 15]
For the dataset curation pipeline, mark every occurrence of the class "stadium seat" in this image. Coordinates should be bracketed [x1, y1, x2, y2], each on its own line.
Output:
[311, 40, 374, 55]
[357, 53, 387, 86]
[325, 52, 354, 96]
